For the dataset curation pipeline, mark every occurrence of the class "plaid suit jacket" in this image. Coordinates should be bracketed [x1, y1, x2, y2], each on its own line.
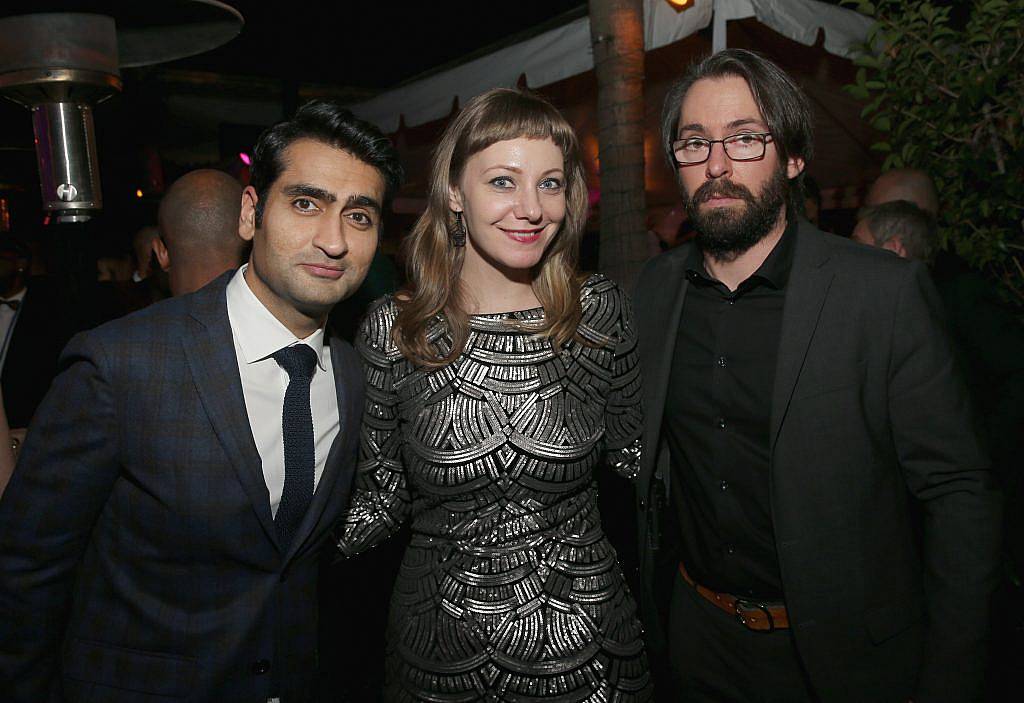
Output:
[0, 271, 364, 702]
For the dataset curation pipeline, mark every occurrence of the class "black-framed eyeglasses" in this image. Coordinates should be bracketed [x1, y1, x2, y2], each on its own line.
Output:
[671, 132, 774, 166]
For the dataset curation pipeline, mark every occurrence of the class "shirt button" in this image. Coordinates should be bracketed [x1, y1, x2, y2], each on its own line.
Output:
[720, 480, 729, 491]
[717, 417, 727, 429]
[725, 545, 736, 555]
[252, 659, 271, 675]
[717, 356, 727, 368]
[726, 299, 735, 305]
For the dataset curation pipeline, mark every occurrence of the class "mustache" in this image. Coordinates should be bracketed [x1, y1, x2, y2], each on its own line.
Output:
[692, 179, 755, 204]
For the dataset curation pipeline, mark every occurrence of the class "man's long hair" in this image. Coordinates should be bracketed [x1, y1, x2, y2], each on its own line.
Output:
[662, 48, 814, 211]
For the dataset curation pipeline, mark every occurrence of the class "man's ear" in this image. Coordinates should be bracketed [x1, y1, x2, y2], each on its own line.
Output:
[448, 185, 464, 214]
[239, 186, 258, 242]
[882, 236, 908, 259]
[152, 237, 170, 272]
[786, 155, 805, 181]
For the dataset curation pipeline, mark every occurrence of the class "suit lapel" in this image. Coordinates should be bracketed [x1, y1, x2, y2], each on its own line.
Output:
[640, 248, 690, 489]
[769, 224, 835, 453]
[183, 272, 280, 550]
[282, 335, 361, 563]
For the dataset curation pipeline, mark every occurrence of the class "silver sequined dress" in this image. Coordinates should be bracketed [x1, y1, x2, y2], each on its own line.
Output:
[338, 275, 652, 701]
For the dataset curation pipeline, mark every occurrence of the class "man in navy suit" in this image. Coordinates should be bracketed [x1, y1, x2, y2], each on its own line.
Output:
[0, 101, 403, 702]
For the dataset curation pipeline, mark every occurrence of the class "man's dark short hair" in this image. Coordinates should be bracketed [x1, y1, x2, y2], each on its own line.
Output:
[249, 101, 404, 227]
[661, 48, 814, 173]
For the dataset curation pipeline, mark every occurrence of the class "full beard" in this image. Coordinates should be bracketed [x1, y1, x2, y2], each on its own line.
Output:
[683, 167, 789, 262]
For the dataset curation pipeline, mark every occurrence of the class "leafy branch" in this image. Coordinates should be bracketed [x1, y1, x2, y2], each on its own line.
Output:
[844, 0, 1024, 305]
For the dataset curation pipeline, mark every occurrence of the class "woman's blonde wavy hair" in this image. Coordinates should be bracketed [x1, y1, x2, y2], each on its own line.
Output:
[393, 88, 589, 367]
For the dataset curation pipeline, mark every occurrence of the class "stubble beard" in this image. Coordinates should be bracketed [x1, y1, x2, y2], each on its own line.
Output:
[683, 167, 790, 263]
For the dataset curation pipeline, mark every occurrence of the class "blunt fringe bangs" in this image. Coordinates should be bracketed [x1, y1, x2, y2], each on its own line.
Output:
[393, 88, 589, 368]
[661, 49, 814, 173]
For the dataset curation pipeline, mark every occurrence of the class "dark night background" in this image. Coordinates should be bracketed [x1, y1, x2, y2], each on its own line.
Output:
[0, 1, 588, 253]
[1, 2, 1014, 700]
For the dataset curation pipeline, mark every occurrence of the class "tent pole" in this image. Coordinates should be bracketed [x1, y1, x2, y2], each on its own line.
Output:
[712, 0, 727, 52]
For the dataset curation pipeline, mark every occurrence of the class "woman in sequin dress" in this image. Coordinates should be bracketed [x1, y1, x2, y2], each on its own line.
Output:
[337, 88, 652, 701]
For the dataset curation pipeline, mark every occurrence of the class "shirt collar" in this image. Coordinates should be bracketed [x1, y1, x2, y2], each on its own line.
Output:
[685, 217, 797, 292]
[755, 217, 796, 290]
[226, 264, 327, 369]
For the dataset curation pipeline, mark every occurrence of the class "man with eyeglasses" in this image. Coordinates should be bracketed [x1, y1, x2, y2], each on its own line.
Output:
[632, 49, 1000, 703]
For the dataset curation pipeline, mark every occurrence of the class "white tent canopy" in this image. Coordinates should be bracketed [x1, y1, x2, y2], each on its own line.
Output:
[351, 0, 872, 132]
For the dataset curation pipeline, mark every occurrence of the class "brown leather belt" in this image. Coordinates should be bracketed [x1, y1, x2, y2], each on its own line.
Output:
[678, 561, 790, 632]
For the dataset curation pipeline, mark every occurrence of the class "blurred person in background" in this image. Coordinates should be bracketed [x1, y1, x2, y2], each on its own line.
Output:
[95, 252, 134, 282]
[864, 167, 939, 215]
[852, 198, 936, 261]
[0, 238, 68, 431]
[154, 169, 248, 297]
[131, 225, 160, 283]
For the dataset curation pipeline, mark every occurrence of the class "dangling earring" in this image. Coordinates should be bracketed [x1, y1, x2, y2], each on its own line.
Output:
[451, 211, 466, 247]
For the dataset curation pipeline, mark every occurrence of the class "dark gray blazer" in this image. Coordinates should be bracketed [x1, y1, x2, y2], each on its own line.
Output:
[633, 221, 1001, 703]
[0, 271, 364, 702]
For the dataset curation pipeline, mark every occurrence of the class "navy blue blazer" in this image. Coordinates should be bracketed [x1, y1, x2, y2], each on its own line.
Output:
[0, 271, 364, 702]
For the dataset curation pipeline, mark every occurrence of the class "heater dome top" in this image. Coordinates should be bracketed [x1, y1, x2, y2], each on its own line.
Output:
[0, 1, 244, 68]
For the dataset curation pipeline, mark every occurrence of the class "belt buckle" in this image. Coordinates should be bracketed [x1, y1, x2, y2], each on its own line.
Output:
[734, 598, 775, 633]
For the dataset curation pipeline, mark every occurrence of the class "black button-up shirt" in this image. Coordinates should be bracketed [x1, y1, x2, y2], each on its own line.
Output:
[663, 221, 796, 601]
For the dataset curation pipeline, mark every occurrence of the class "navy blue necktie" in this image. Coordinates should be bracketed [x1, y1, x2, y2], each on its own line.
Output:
[272, 344, 319, 549]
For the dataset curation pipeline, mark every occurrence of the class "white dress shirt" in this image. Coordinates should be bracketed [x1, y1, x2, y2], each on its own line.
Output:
[225, 265, 339, 518]
[0, 287, 27, 375]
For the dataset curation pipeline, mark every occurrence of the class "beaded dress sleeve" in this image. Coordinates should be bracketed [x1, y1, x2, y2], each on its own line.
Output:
[579, 276, 644, 479]
[336, 298, 410, 555]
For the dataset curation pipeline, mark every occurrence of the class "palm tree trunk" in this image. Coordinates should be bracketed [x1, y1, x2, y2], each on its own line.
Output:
[588, 0, 648, 289]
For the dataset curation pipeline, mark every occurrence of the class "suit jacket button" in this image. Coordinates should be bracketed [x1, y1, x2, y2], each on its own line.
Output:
[639, 498, 647, 510]
[252, 659, 271, 675]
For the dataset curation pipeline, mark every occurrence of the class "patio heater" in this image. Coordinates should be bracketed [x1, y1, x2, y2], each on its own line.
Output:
[0, 2, 243, 223]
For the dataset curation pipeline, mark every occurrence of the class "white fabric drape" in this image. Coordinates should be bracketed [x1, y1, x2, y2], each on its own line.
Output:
[351, 0, 873, 132]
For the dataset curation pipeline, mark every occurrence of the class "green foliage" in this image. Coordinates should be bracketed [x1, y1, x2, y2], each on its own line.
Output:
[844, 0, 1024, 303]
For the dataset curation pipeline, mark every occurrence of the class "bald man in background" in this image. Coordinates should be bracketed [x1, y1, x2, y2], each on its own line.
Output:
[864, 167, 939, 215]
[155, 169, 248, 296]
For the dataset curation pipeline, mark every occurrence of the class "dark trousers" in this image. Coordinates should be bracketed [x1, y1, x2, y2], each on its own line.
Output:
[668, 572, 819, 703]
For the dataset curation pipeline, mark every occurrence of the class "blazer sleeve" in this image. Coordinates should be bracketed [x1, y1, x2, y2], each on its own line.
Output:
[335, 300, 411, 556]
[0, 331, 121, 702]
[887, 261, 1002, 702]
